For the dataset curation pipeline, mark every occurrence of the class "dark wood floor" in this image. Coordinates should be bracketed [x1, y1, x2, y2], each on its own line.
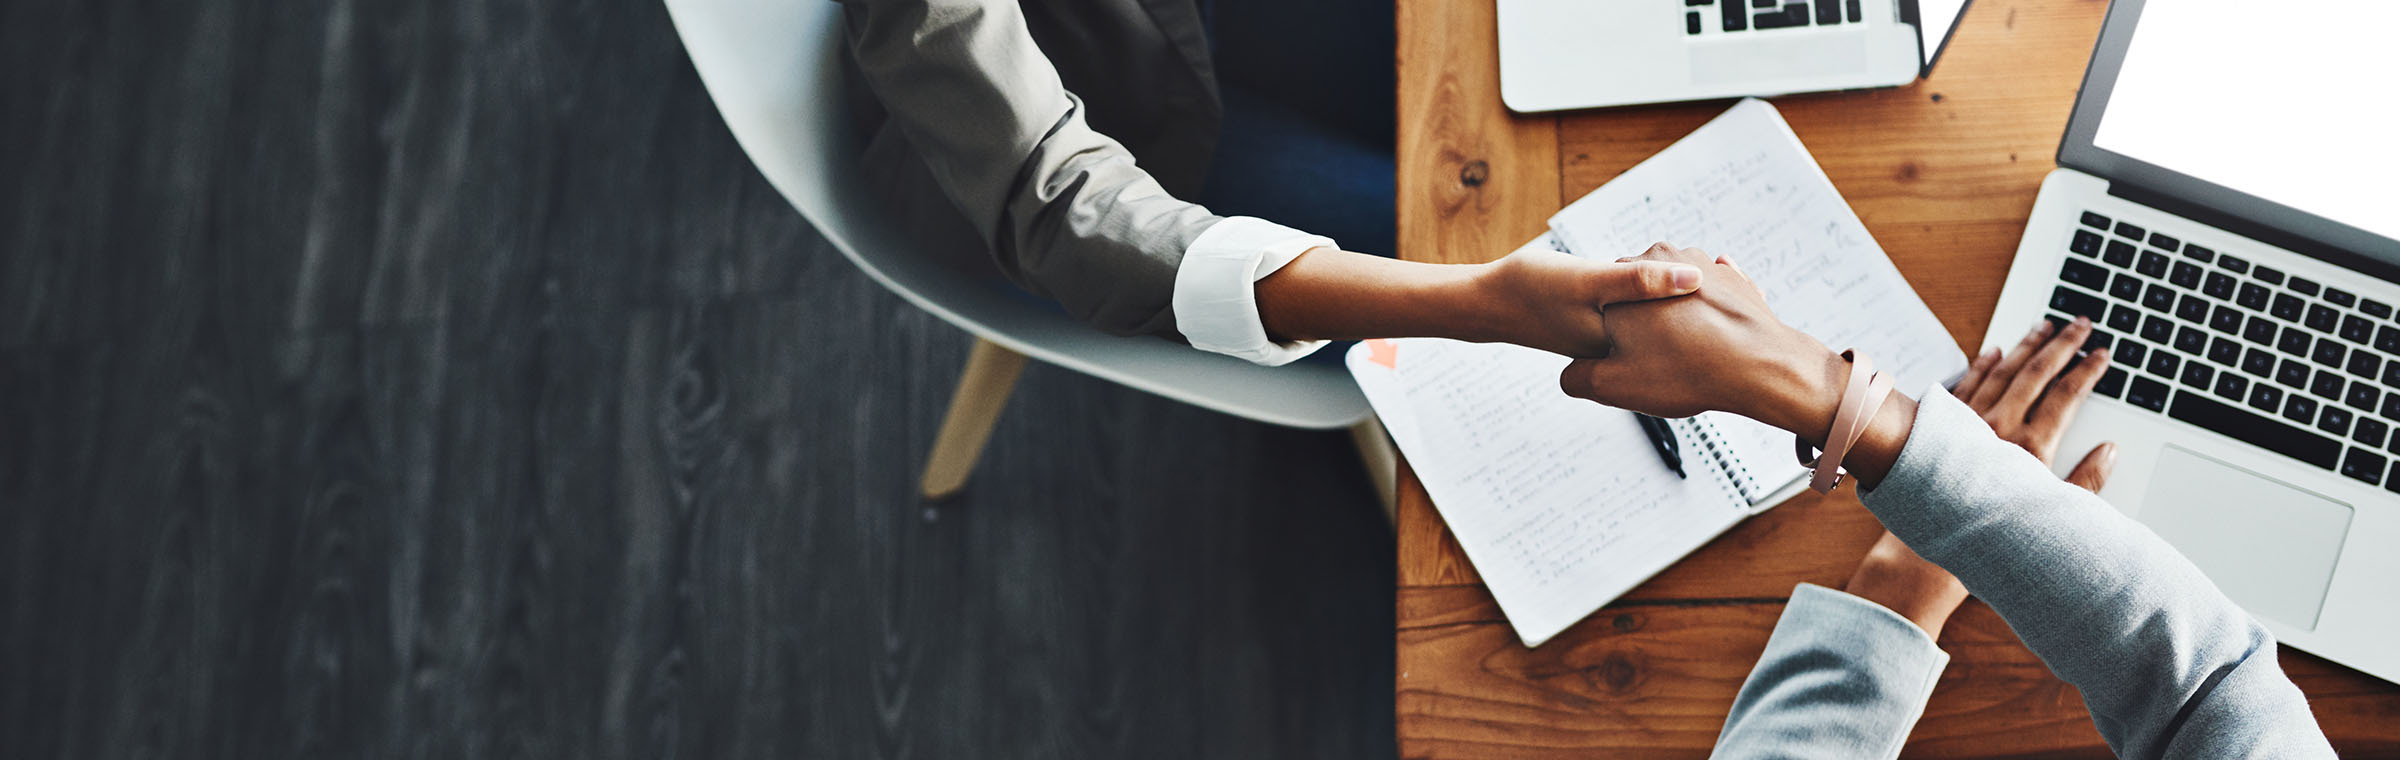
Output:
[0, 1, 1398, 757]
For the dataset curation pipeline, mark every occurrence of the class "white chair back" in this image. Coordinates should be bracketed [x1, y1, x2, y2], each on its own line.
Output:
[663, 0, 1372, 429]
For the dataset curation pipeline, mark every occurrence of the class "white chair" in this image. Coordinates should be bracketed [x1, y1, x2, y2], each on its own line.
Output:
[664, 0, 1390, 504]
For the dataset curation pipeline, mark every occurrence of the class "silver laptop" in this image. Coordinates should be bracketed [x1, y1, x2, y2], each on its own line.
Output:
[1985, 0, 2400, 683]
[1496, 0, 1970, 112]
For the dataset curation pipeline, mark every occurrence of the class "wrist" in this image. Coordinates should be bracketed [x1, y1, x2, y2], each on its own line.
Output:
[1448, 260, 1515, 344]
[1841, 395, 1917, 488]
[1845, 536, 1969, 640]
[1257, 250, 1489, 343]
[1846, 567, 1963, 640]
[1756, 340, 1850, 441]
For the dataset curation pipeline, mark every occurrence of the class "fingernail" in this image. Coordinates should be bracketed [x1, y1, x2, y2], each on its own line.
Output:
[2031, 320, 2054, 336]
[1669, 265, 1702, 290]
[1981, 347, 2001, 362]
[2074, 315, 2091, 328]
[2099, 442, 2120, 473]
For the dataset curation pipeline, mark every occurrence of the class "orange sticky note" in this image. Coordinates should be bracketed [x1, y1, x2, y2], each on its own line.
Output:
[1365, 339, 1398, 369]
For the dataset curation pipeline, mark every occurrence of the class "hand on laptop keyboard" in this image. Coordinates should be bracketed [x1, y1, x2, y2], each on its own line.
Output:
[1953, 315, 2120, 488]
[1840, 319, 2123, 644]
[2052, 210, 2397, 487]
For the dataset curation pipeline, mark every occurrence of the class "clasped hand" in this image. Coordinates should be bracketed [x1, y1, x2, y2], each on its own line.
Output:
[1550, 242, 2120, 491]
[1555, 243, 1853, 439]
[1465, 245, 1704, 357]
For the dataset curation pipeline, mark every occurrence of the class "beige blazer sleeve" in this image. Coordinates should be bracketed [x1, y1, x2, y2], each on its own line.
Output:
[836, 0, 1225, 340]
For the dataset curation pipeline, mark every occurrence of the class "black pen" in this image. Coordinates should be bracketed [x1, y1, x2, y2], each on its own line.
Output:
[1634, 413, 1686, 479]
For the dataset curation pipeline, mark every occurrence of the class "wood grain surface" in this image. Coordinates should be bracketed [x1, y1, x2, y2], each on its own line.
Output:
[0, 1, 1400, 757]
[1393, 0, 2400, 756]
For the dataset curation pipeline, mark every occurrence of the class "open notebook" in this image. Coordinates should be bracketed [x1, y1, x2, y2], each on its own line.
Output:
[1350, 99, 1967, 647]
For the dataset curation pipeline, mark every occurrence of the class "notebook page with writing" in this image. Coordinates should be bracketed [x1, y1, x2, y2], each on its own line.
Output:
[1550, 98, 1969, 486]
[1348, 333, 1752, 647]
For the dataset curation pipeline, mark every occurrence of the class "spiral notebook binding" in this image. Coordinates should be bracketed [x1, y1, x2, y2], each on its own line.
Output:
[1681, 416, 1767, 507]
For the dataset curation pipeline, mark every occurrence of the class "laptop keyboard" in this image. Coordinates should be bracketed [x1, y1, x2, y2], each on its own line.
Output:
[1684, 0, 1863, 35]
[2048, 210, 2400, 492]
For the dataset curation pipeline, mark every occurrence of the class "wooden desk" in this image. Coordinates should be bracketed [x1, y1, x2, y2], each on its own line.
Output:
[1392, 1, 2400, 756]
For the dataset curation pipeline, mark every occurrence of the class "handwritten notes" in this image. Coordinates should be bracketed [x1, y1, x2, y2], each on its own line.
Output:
[1351, 100, 1968, 647]
[1551, 98, 1967, 396]
[1349, 336, 1751, 646]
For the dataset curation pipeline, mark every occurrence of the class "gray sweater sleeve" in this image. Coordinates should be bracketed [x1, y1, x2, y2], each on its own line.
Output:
[1860, 388, 2333, 759]
[837, 0, 1223, 338]
[1711, 584, 1951, 760]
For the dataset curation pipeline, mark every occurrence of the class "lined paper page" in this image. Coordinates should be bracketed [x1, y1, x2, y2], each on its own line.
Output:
[1551, 100, 1968, 470]
[1348, 336, 1748, 646]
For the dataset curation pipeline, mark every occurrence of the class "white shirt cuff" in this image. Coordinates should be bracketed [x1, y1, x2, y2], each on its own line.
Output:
[1171, 216, 1335, 366]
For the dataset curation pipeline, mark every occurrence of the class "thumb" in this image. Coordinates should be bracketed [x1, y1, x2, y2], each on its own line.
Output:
[2065, 442, 2119, 493]
[1589, 260, 1703, 304]
[1559, 357, 1636, 404]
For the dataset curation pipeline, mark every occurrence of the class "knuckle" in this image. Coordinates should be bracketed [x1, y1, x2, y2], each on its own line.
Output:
[1641, 265, 1674, 291]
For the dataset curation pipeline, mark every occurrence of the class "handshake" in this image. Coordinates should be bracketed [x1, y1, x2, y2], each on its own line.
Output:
[1459, 241, 1869, 449]
[1463, 241, 2116, 491]
[1464, 240, 2127, 645]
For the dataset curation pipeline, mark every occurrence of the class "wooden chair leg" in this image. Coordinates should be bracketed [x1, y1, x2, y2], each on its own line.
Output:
[1348, 416, 1399, 527]
[920, 338, 1028, 501]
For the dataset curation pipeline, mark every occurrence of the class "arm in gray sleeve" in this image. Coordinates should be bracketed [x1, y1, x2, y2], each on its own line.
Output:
[837, 0, 1222, 338]
[1860, 388, 2333, 759]
[1711, 584, 1950, 760]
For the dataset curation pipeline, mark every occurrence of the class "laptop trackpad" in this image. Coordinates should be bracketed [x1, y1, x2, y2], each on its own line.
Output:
[2140, 446, 2352, 630]
[1689, 37, 1869, 85]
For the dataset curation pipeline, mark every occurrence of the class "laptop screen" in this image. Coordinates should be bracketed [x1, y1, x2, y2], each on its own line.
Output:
[2061, 0, 2400, 268]
[1913, 0, 1970, 71]
[2093, 2, 2400, 241]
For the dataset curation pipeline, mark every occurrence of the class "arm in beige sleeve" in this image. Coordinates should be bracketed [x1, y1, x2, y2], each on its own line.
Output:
[837, 0, 1219, 339]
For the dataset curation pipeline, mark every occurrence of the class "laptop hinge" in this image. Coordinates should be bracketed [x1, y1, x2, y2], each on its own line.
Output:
[2106, 180, 2400, 285]
[1896, 0, 1924, 75]
[1900, 0, 1973, 77]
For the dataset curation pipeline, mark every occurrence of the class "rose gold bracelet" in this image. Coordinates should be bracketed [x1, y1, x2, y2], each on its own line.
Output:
[1796, 349, 1896, 493]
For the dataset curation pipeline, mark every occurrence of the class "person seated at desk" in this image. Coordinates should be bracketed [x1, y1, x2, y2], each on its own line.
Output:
[1563, 244, 2336, 758]
[836, 0, 1703, 365]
